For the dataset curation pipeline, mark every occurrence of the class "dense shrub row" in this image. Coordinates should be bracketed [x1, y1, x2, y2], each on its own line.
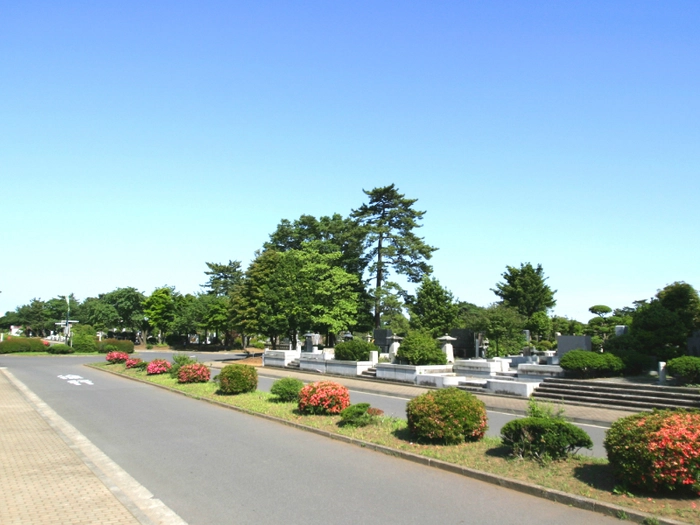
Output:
[97, 339, 134, 354]
[48, 343, 74, 354]
[666, 356, 700, 386]
[406, 388, 487, 444]
[334, 339, 377, 361]
[605, 409, 700, 493]
[501, 418, 593, 460]
[0, 337, 47, 353]
[559, 349, 624, 378]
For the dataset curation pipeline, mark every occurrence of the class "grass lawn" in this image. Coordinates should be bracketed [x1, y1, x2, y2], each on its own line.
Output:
[90, 361, 700, 524]
[1, 352, 103, 356]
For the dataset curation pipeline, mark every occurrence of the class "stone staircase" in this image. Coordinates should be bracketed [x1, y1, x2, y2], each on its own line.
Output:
[361, 367, 377, 378]
[532, 378, 700, 411]
[286, 359, 300, 369]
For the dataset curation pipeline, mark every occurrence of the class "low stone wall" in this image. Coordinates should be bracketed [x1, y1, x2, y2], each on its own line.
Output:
[262, 349, 301, 368]
[325, 360, 374, 377]
[415, 374, 465, 388]
[486, 379, 540, 397]
[453, 359, 509, 377]
[376, 364, 454, 384]
[516, 363, 564, 380]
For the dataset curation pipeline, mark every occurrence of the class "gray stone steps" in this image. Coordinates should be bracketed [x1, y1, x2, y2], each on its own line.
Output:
[542, 378, 700, 397]
[532, 391, 687, 411]
[361, 368, 377, 378]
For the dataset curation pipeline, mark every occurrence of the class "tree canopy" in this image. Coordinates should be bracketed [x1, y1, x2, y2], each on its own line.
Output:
[492, 263, 556, 318]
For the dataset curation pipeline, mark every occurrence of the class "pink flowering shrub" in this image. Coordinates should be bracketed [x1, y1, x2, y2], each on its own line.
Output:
[146, 359, 172, 375]
[125, 358, 143, 369]
[106, 351, 130, 364]
[605, 409, 700, 493]
[298, 381, 351, 415]
[178, 363, 211, 384]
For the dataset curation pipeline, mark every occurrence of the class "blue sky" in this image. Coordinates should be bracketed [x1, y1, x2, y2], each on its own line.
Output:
[2, 1, 698, 323]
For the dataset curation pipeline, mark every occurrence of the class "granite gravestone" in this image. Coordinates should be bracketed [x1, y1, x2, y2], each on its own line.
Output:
[556, 335, 592, 357]
[689, 330, 700, 357]
[450, 329, 475, 358]
[373, 329, 393, 353]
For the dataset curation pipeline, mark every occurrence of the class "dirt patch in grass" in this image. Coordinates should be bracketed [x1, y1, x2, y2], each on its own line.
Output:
[90, 362, 700, 524]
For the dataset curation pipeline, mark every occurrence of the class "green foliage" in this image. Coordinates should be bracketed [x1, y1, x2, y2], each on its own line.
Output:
[604, 409, 700, 493]
[406, 388, 487, 444]
[143, 286, 177, 343]
[0, 337, 46, 353]
[72, 328, 98, 353]
[351, 184, 437, 328]
[609, 349, 655, 376]
[217, 364, 258, 394]
[559, 350, 624, 378]
[201, 260, 243, 296]
[97, 339, 134, 354]
[589, 305, 612, 317]
[527, 398, 565, 420]
[465, 304, 526, 357]
[169, 353, 198, 378]
[101, 287, 146, 332]
[491, 262, 556, 318]
[339, 403, 383, 427]
[249, 340, 266, 349]
[407, 276, 459, 338]
[334, 338, 377, 361]
[396, 331, 446, 365]
[534, 339, 554, 351]
[269, 377, 304, 402]
[500, 417, 593, 460]
[666, 356, 700, 385]
[47, 343, 74, 354]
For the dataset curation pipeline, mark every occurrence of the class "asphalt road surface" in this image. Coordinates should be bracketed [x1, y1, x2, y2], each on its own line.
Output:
[2, 354, 619, 525]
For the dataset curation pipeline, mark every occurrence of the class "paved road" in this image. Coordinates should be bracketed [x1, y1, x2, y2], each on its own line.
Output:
[2, 354, 619, 525]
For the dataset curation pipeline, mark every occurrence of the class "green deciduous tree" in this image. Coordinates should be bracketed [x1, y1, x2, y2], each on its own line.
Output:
[143, 287, 178, 344]
[81, 297, 120, 333]
[407, 276, 459, 338]
[467, 304, 526, 357]
[351, 184, 437, 328]
[492, 263, 556, 318]
[102, 287, 146, 332]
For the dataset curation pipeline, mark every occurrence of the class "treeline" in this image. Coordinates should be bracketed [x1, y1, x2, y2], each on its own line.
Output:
[2, 184, 699, 360]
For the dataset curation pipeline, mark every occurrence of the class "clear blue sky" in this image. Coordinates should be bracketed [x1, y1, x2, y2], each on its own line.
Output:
[2, 1, 698, 323]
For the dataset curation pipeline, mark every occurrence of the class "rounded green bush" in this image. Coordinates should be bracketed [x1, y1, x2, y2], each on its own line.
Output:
[217, 364, 258, 394]
[72, 333, 97, 353]
[406, 388, 487, 444]
[0, 337, 46, 353]
[47, 343, 74, 355]
[666, 356, 700, 386]
[334, 339, 377, 361]
[559, 349, 624, 378]
[604, 409, 700, 493]
[339, 403, 381, 427]
[396, 331, 447, 366]
[501, 417, 593, 460]
[270, 377, 304, 402]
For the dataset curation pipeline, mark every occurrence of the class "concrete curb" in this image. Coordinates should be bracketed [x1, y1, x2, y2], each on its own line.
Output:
[86, 364, 690, 525]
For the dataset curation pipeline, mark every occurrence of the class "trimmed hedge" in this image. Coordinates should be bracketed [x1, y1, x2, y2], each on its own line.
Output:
[396, 331, 447, 366]
[270, 377, 304, 402]
[604, 409, 700, 493]
[217, 364, 258, 394]
[97, 339, 134, 354]
[334, 339, 377, 361]
[298, 381, 351, 415]
[501, 417, 593, 460]
[72, 333, 97, 353]
[666, 356, 700, 386]
[47, 343, 74, 355]
[406, 388, 487, 444]
[559, 349, 624, 378]
[0, 337, 46, 353]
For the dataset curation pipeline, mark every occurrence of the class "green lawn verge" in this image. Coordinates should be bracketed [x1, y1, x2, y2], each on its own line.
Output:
[90, 362, 700, 524]
[1, 352, 103, 356]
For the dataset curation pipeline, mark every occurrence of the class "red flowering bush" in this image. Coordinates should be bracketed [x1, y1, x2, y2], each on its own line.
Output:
[146, 359, 172, 375]
[178, 363, 211, 384]
[406, 388, 488, 444]
[125, 358, 142, 369]
[605, 409, 700, 493]
[106, 351, 130, 364]
[298, 381, 351, 415]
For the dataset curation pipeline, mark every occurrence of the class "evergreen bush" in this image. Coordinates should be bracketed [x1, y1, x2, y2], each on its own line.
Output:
[610, 349, 655, 376]
[217, 364, 258, 394]
[666, 356, 700, 386]
[604, 409, 700, 493]
[559, 349, 624, 378]
[396, 331, 447, 366]
[72, 334, 97, 353]
[270, 377, 304, 402]
[47, 343, 74, 354]
[501, 418, 593, 460]
[339, 403, 383, 427]
[169, 354, 198, 378]
[406, 388, 487, 444]
[334, 339, 377, 361]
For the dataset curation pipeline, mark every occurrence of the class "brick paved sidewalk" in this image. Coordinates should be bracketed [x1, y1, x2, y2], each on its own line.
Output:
[219, 364, 638, 426]
[0, 369, 143, 525]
